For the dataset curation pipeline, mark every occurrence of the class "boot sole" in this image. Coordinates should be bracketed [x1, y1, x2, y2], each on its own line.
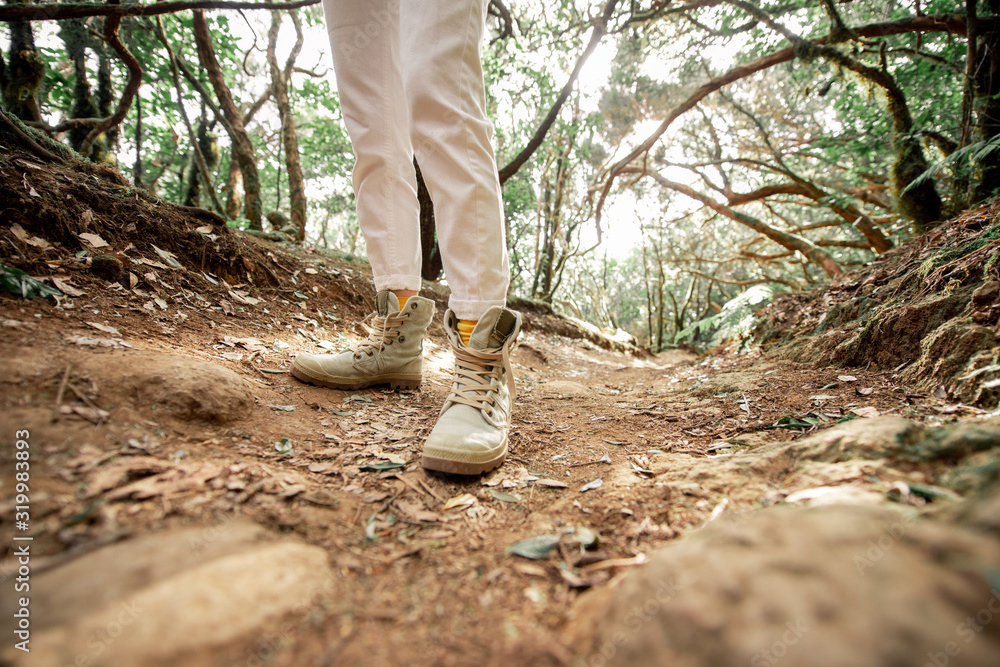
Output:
[291, 365, 422, 391]
[421, 442, 507, 476]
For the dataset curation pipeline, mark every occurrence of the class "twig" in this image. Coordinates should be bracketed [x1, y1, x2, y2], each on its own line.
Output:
[55, 364, 72, 408]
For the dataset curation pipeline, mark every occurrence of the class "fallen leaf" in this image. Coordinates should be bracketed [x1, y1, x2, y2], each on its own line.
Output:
[579, 478, 603, 493]
[269, 404, 296, 412]
[850, 406, 880, 418]
[10, 223, 51, 249]
[275, 438, 293, 454]
[359, 461, 407, 472]
[534, 478, 569, 489]
[505, 535, 561, 560]
[78, 233, 109, 248]
[51, 277, 85, 297]
[151, 244, 183, 268]
[489, 490, 521, 503]
[513, 563, 549, 578]
[856, 387, 875, 396]
[838, 375, 858, 382]
[808, 394, 838, 401]
[86, 321, 121, 335]
[195, 225, 213, 234]
[442, 493, 477, 511]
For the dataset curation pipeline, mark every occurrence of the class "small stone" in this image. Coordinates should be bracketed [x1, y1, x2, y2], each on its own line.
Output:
[90, 254, 124, 282]
[972, 281, 999, 303]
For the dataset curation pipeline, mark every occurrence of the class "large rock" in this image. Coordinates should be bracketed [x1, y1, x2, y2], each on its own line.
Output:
[564, 504, 1000, 667]
[2, 521, 335, 666]
[77, 350, 255, 422]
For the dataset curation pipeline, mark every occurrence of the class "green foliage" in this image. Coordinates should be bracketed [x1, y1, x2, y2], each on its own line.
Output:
[676, 284, 784, 349]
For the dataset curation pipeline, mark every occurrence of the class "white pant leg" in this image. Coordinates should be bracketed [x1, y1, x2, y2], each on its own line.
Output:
[322, 0, 421, 293]
[401, 0, 510, 320]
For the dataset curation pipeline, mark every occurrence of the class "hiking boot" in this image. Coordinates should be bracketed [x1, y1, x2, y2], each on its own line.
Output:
[291, 291, 434, 390]
[422, 307, 522, 475]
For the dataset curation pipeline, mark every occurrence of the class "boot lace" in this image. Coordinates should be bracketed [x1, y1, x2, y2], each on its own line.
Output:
[353, 311, 409, 359]
[445, 342, 514, 428]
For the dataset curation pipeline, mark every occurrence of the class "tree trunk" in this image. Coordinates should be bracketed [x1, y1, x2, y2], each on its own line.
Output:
[225, 145, 243, 219]
[266, 9, 306, 240]
[59, 19, 97, 153]
[2, 1, 43, 122]
[133, 94, 143, 185]
[414, 159, 443, 281]
[970, 0, 1000, 203]
[191, 10, 262, 230]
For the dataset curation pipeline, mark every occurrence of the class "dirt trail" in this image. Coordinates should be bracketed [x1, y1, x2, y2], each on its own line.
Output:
[2, 245, 1000, 666]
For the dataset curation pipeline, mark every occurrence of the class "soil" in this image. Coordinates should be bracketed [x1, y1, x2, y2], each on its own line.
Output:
[2, 125, 1000, 667]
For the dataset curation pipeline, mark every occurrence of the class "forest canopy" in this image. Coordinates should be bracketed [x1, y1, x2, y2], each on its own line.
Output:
[2, 0, 998, 350]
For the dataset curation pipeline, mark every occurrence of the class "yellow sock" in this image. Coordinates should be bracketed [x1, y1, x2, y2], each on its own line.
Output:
[458, 319, 477, 346]
[397, 296, 409, 310]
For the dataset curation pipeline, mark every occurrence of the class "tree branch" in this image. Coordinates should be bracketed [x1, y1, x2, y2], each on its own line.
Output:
[80, 11, 142, 157]
[0, 0, 320, 22]
[497, 0, 619, 184]
[592, 13, 969, 231]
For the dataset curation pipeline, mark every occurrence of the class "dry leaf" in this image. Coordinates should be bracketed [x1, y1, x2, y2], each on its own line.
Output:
[78, 232, 109, 248]
[10, 223, 50, 248]
[86, 321, 121, 335]
[51, 277, 85, 297]
[195, 225, 213, 234]
[850, 406, 880, 418]
[837, 375, 858, 382]
[534, 478, 569, 489]
[441, 493, 477, 511]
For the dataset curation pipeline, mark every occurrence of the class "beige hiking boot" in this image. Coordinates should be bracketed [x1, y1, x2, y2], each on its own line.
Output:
[422, 307, 522, 475]
[292, 291, 434, 390]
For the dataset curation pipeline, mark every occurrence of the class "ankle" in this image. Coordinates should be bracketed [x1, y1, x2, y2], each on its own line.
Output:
[391, 289, 418, 310]
[457, 319, 477, 346]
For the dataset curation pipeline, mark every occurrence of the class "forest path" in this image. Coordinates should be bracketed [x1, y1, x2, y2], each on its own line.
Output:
[0, 274, 976, 665]
[2, 277, 984, 667]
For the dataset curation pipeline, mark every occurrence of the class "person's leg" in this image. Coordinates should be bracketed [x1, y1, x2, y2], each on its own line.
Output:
[400, 0, 510, 322]
[294, 0, 434, 391]
[323, 0, 422, 294]
[400, 1, 521, 475]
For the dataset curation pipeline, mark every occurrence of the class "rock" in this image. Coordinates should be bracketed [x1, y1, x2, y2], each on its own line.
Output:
[904, 422, 1000, 464]
[938, 447, 1000, 493]
[1, 521, 336, 666]
[972, 281, 1000, 303]
[90, 254, 124, 282]
[76, 351, 254, 422]
[563, 504, 1000, 667]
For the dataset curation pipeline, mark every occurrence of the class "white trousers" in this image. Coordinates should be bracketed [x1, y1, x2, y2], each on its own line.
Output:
[322, 0, 510, 320]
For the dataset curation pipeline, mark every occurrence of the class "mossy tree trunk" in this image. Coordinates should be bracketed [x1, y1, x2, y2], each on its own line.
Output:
[1, 0, 43, 122]
[59, 19, 97, 154]
[969, 0, 1000, 203]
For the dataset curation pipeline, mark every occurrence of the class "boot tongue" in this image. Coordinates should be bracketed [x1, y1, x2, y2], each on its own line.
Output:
[375, 291, 401, 317]
[468, 308, 518, 350]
